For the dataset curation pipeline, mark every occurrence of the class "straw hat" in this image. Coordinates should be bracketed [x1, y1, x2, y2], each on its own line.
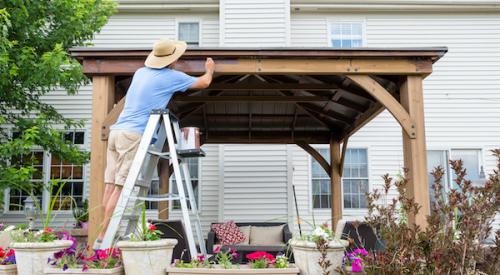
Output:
[145, 39, 187, 69]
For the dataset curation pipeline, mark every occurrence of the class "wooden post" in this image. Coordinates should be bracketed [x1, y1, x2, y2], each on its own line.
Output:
[330, 136, 342, 231]
[400, 76, 430, 228]
[88, 76, 115, 246]
[158, 157, 170, 219]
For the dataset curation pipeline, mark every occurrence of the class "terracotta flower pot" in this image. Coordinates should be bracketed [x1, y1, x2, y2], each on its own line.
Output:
[0, 265, 17, 275]
[44, 266, 124, 275]
[10, 240, 72, 275]
[290, 239, 348, 275]
[117, 238, 177, 275]
[166, 264, 300, 275]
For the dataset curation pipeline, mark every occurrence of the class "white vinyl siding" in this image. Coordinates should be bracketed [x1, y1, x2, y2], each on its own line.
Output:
[220, 0, 289, 46]
[222, 145, 289, 222]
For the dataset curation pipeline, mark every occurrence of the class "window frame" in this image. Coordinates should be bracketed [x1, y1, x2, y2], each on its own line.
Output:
[309, 145, 370, 214]
[327, 18, 367, 48]
[4, 130, 87, 214]
[176, 19, 202, 47]
[427, 147, 484, 198]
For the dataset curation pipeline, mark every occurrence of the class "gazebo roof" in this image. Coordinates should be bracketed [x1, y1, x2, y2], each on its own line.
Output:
[70, 47, 447, 144]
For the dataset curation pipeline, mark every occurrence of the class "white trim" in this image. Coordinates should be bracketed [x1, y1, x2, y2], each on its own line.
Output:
[219, 0, 226, 47]
[218, 144, 225, 221]
[291, 1, 500, 12]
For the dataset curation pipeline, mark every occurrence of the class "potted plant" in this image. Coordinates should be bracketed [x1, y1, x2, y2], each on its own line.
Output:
[290, 223, 348, 275]
[70, 199, 89, 245]
[116, 204, 177, 275]
[167, 247, 301, 274]
[10, 181, 73, 275]
[44, 237, 123, 275]
[0, 246, 16, 275]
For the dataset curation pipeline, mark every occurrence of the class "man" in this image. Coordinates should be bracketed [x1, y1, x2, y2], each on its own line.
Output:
[94, 39, 215, 248]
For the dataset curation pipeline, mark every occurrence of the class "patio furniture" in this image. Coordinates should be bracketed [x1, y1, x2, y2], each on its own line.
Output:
[336, 220, 381, 251]
[207, 222, 292, 262]
[150, 219, 192, 262]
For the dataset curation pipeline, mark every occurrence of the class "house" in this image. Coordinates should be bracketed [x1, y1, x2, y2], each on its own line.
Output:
[2, 0, 500, 238]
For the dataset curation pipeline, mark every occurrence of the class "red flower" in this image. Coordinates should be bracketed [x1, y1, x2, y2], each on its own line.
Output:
[246, 251, 275, 263]
[148, 224, 157, 231]
[6, 249, 14, 257]
[44, 227, 53, 233]
[0, 247, 5, 258]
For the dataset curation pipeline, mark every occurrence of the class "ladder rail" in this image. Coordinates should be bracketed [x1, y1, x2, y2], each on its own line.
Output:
[180, 162, 207, 255]
[163, 114, 199, 258]
[101, 113, 161, 249]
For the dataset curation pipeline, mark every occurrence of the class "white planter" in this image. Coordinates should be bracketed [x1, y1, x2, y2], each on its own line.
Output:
[117, 238, 177, 275]
[290, 239, 348, 275]
[0, 265, 17, 275]
[0, 231, 12, 248]
[166, 264, 300, 275]
[44, 266, 124, 275]
[10, 240, 72, 275]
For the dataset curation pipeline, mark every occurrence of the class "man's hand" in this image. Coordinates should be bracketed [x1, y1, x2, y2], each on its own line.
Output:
[191, 57, 215, 89]
[205, 57, 215, 73]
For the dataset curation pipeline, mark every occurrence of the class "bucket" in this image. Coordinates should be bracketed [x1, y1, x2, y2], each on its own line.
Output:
[179, 127, 200, 150]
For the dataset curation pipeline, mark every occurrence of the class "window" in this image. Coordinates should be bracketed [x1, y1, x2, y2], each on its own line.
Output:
[7, 131, 86, 211]
[343, 149, 369, 209]
[311, 149, 331, 209]
[145, 158, 200, 211]
[330, 22, 364, 48]
[178, 22, 200, 47]
[311, 148, 369, 209]
[427, 149, 482, 203]
[8, 151, 45, 211]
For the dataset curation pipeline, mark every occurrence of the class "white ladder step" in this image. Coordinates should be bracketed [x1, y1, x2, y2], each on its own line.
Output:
[134, 193, 182, 202]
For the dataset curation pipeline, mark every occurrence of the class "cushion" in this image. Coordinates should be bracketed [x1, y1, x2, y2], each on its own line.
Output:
[238, 226, 251, 245]
[211, 221, 246, 245]
[249, 225, 285, 245]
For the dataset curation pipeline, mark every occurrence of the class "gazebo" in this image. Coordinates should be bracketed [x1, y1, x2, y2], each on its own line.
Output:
[70, 47, 447, 244]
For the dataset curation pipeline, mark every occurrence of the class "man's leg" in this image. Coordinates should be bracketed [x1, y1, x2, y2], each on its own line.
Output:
[96, 183, 116, 241]
[97, 185, 123, 241]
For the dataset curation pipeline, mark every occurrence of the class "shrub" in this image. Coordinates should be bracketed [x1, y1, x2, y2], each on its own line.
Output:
[361, 149, 500, 274]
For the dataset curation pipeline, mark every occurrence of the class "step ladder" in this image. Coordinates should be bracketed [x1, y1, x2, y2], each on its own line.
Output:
[100, 109, 206, 259]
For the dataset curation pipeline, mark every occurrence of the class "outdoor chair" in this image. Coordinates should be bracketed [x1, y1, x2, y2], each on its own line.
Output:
[336, 219, 382, 252]
[150, 219, 192, 262]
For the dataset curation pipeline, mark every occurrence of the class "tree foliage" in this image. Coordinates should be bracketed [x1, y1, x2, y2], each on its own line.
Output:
[0, 1, 116, 203]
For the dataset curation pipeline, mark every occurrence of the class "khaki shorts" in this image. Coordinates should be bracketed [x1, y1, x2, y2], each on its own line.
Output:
[104, 130, 142, 186]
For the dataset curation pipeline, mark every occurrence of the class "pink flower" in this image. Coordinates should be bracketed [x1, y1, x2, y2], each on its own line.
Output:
[197, 255, 205, 262]
[353, 248, 368, 257]
[352, 258, 364, 273]
[149, 224, 157, 231]
[44, 227, 53, 233]
[213, 245, 221, 254]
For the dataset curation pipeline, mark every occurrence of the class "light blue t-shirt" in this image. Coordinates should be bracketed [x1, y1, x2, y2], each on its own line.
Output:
[111, 67, 197, 134]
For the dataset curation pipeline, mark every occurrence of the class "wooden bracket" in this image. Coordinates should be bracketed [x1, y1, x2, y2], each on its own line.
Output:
[101, 97, 125, 141]
[346, 75, 416, 139]
[296, 141, 331, 177]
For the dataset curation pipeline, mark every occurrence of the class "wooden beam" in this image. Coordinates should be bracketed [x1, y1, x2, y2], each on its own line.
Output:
[202, 83, 338, 90]
[330, 137, 342, 231]
[157, 152, 170, 220]
[346, 75, 416, 139]
[296, 141, 331, 177]
[88, 76, 115, 246]
[400, 76, 430, 229]
[101, 97, 125, 141]
[203, 131, 332, 144]
[340, 138, 349, 177]
[82, 58, 433, 76]
[295, 103, 333, 129]
[174, 95, 330, 102]
[299, 102, 354, 125]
